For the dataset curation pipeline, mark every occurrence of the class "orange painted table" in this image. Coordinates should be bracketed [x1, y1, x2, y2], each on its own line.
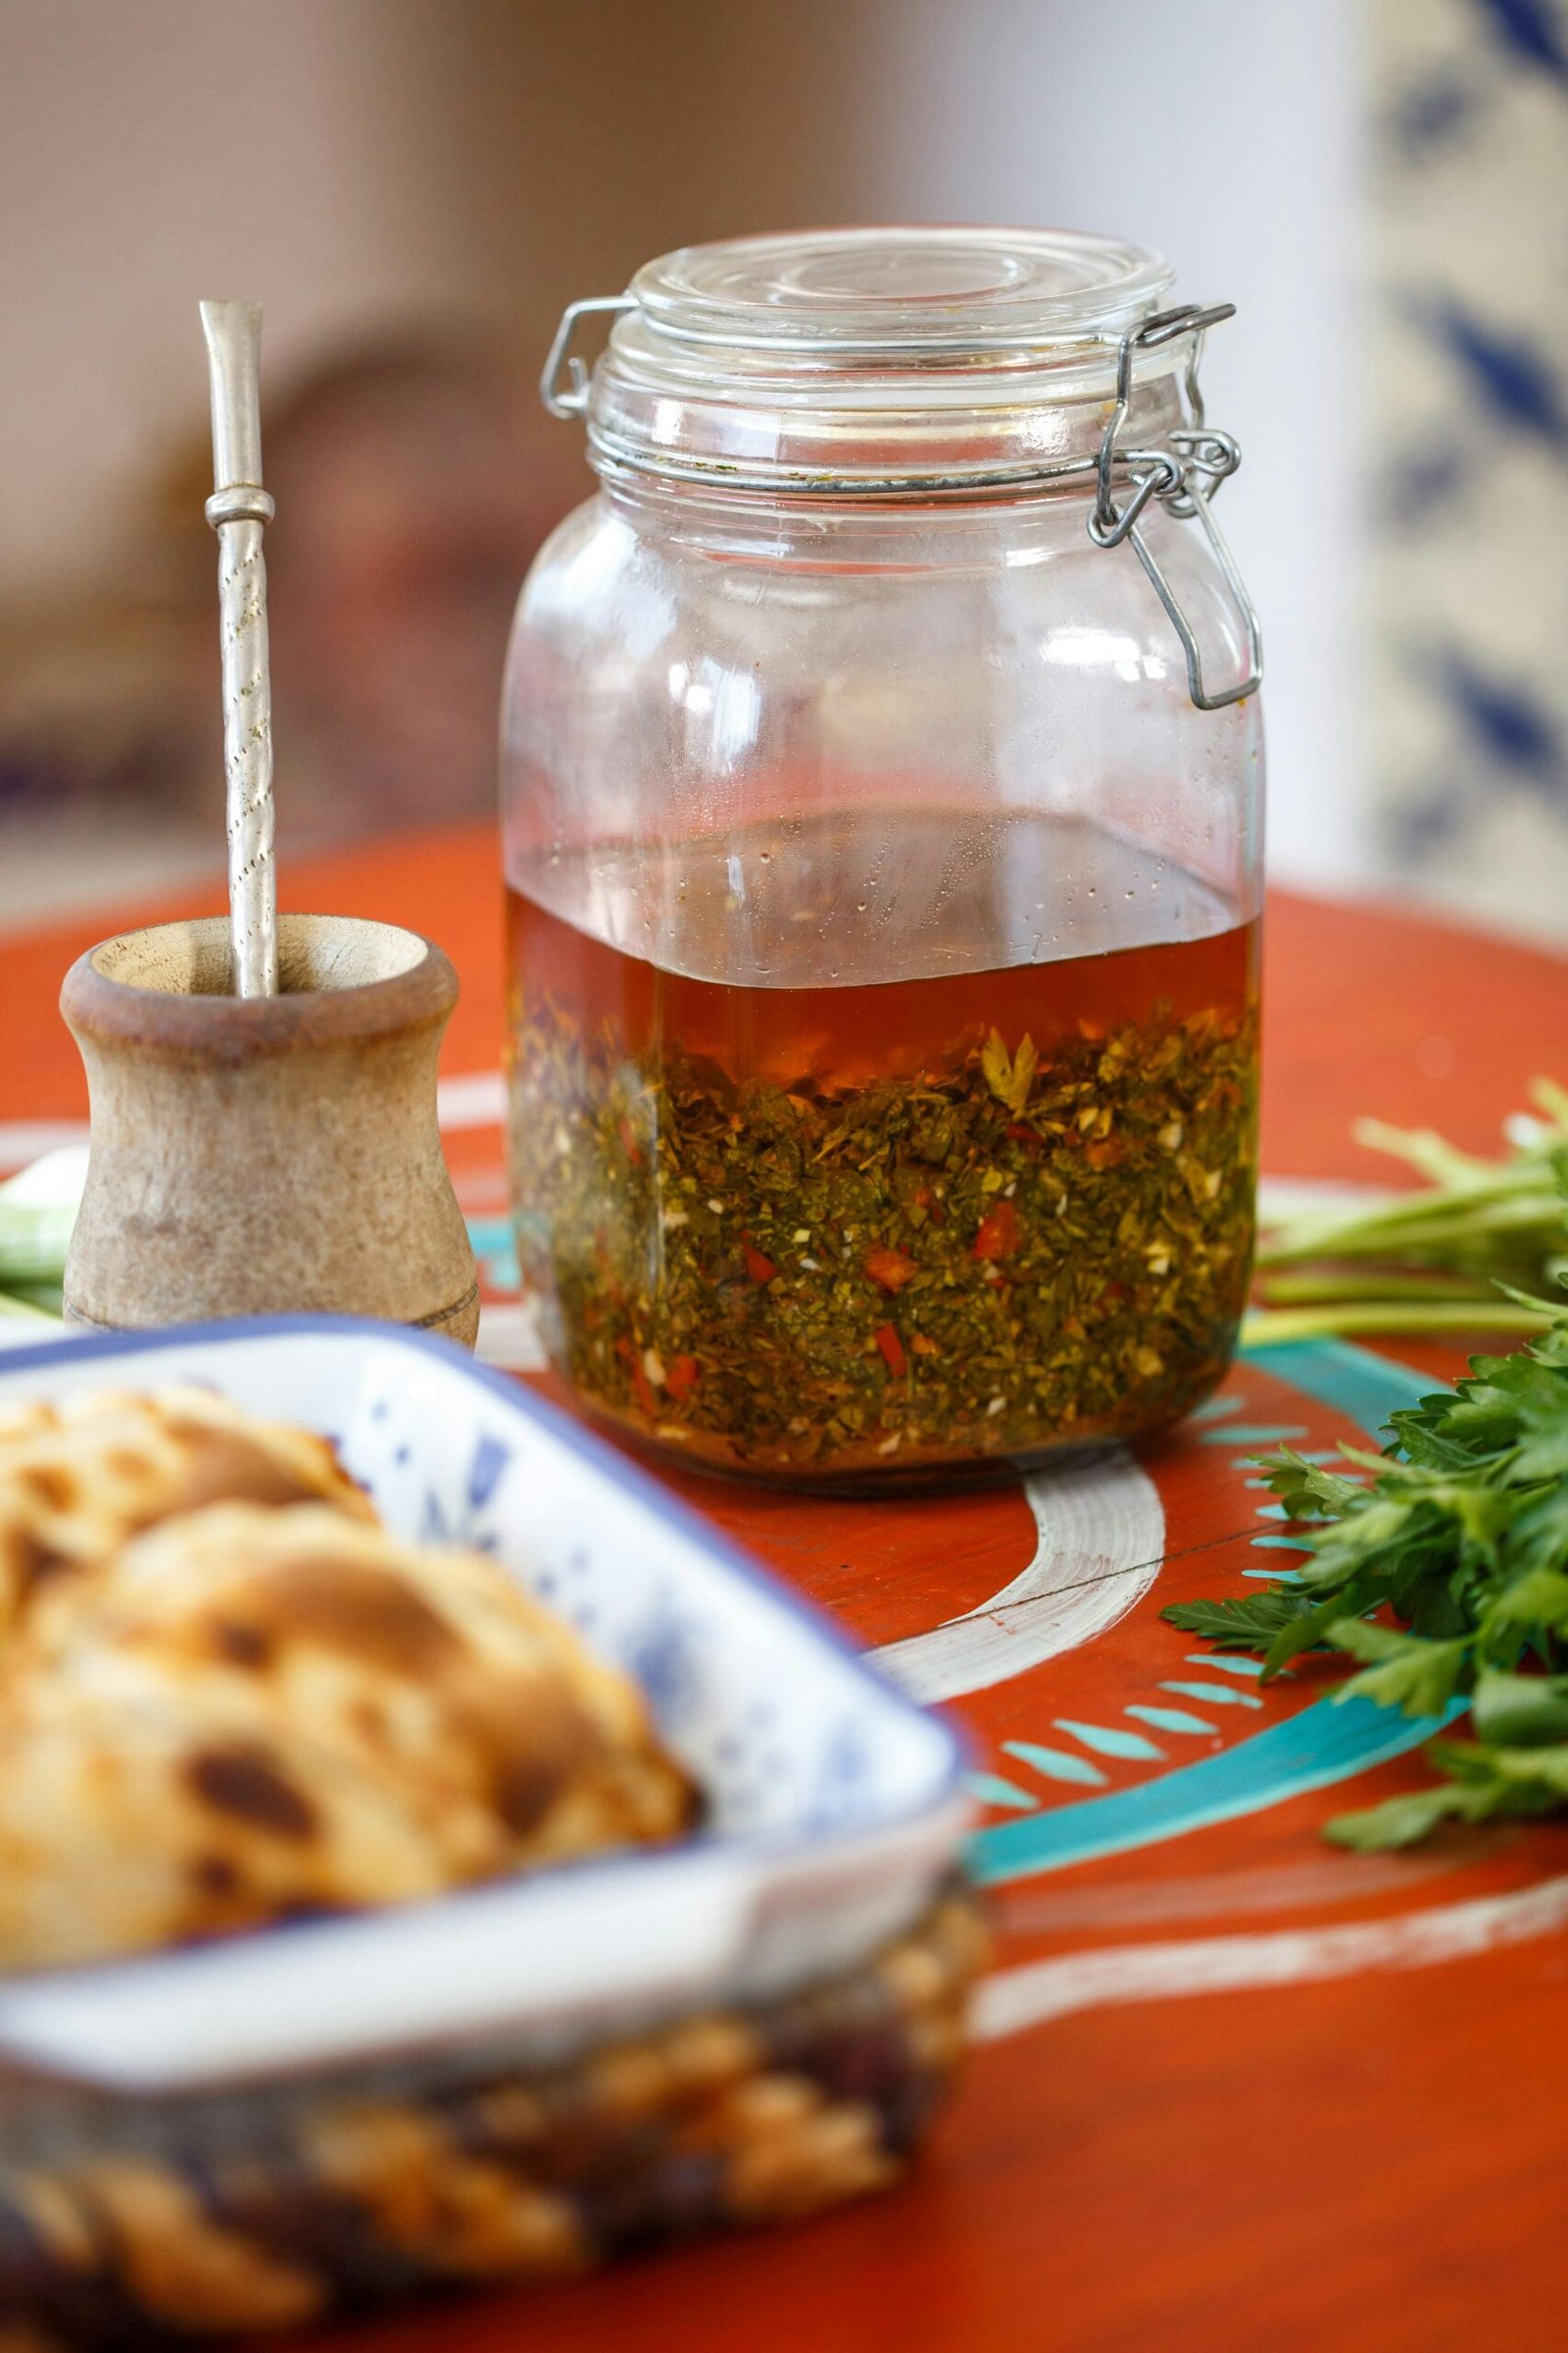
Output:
[4, 824, 1566, 2353]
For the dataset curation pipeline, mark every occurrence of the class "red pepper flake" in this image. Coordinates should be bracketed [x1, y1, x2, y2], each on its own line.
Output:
[971, 1199, 1019, 1262]
[664, 1352, 701, 1399]
[616, 1116, 644, 1167]
[629, 1358, 659, 1417]
[864, 1245, 918, 1294]
[873, 1322, 906, 1376]
[743, 1239, 779, 1285]
[910, 1334, 942, 1358]
[1084, 1138, 1125, 1172]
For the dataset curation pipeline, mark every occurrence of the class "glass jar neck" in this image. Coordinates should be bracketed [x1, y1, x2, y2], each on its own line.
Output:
[587, 338, 1192, 504]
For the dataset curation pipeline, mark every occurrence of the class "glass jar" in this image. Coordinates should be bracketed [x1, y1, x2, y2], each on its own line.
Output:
[502, 227, 1263, 1492]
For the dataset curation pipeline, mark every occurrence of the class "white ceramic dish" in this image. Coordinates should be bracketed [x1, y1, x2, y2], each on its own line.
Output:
[0, 1318, 967, 2094]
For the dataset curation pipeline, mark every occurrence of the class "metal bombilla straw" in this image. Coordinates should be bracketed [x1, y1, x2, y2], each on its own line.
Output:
[199, 300, 277, 998]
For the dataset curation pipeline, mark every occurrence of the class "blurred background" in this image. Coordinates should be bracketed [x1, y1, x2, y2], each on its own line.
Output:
[1, 0, 1563, 938]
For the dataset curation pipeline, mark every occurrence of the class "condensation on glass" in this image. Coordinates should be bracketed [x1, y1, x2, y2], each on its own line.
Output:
[502, 228, 1265, 1492]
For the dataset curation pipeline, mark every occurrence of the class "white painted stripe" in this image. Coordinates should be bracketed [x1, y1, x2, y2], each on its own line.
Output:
[973, 1874, 1568, 2041]
[0, 1144, 88, 1207]
[873, 1450, 1165, 1704]
[437, 1070, 507, 1131]
[0, 1122, 90, 1173]
[475, 1299, 548, 1373]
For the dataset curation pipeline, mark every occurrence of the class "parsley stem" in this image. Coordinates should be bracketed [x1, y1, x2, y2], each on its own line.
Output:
[1242, 1301, 1552, 1345]
[1257, 1270, 1498, 1304]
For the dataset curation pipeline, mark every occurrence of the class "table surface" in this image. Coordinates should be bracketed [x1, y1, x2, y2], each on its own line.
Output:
[4, 823, 1566, 2353]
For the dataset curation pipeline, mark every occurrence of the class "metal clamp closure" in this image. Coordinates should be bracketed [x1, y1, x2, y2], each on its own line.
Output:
[540, 295, 635, 419]
[1089, 304, 1261, 711]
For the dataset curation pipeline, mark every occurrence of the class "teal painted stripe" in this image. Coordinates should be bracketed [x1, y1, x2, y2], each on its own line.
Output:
[466, 1213, 520, 1290]
[1190, 1394, 1245, 1423]
[1055, 1719, 1164, 1762]
[1200, 1424, 1309, 1446]
[968, 1695, 1468, 1886]
[1188, 1653, 1267, 1676]
[1242, 1337, 1434, 1440]
[1002, 1740, 1108, 1789]
[466, 1215, 514, 1254]
[965, 1771, 1038, 1811]
[1242, 1567, 1302, 1581]
[1251, 1534, 1310, 1550]
[1125, 1703, 1218, 1737]
[1160, 1680, 1263, 1709]
[1255, 1502, 1291, 1520]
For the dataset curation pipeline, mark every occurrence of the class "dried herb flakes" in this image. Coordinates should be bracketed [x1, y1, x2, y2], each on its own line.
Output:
[509, 997, 1257, 1480]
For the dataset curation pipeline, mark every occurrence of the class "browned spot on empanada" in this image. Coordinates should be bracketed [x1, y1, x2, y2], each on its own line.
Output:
[224, 1558, 462, 1676]
[191, 1854, 241, 1898]
[3, 1524, 67, 1609]
[185, 1746, 318, 1839]
[162, 1427, 347, 1516]
[491, 1753, 569, 1836]
[15, 1464, 74, 1512]
[477, 1682, 593, 1834]
[208, 1618, 273, 1670]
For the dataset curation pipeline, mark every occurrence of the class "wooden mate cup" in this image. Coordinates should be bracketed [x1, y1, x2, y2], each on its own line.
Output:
[60, 914, 479, 1347]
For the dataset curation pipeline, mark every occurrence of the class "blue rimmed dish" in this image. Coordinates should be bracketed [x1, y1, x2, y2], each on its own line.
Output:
[0, 1316, 968, 2093]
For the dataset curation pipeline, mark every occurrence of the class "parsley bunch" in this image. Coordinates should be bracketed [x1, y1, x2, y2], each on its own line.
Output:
[1247, 1079, 1568, 1344]
[1165, 1302, 1568, 1849]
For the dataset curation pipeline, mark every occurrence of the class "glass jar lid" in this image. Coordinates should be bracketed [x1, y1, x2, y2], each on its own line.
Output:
[624, 225, 1175, 357]
[547, 226, 1194, 497]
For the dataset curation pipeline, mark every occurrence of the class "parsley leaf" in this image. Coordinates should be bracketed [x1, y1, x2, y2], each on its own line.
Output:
[1325, 1620, 1471, 1716]
[1160, 1591, 1322, 1648]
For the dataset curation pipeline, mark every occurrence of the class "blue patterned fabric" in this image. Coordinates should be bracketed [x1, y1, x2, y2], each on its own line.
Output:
[1371, 0, 1568, 933]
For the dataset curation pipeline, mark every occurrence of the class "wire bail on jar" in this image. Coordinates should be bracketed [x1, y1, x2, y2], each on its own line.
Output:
[542, 287, 1262, 714]
[540, 296, 637, 420]
[1086, 304, 1261, 711]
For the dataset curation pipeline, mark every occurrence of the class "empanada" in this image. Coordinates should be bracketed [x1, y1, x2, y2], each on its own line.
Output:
[0, 1502, 697, 1969]
[0, 1386, 375, 1632]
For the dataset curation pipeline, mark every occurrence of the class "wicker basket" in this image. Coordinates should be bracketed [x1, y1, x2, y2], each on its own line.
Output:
[0, 1887, 986, 2347]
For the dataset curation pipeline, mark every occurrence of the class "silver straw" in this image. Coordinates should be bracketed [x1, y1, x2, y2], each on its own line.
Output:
[200, 299, 277, 998]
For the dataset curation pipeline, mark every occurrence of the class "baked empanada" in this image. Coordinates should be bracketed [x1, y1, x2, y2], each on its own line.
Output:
[0, 1386, 375, 1632]
[0, 1502, 697, 1969]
